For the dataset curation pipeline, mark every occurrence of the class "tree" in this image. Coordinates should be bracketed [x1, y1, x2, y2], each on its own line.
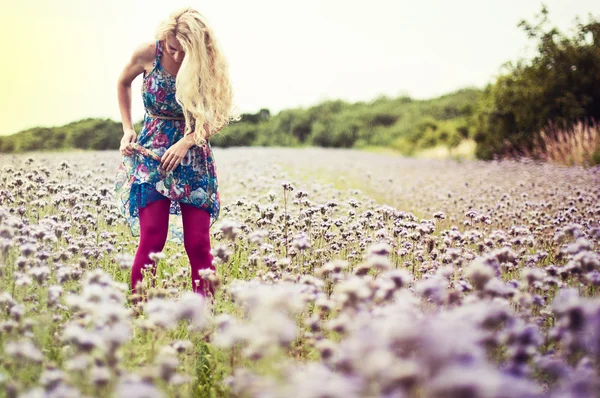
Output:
[474, 5, 600, 159]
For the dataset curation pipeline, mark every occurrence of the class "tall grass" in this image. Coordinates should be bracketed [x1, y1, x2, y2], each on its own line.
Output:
[501, 118, 600, 167]
[534, 118, 600, 166]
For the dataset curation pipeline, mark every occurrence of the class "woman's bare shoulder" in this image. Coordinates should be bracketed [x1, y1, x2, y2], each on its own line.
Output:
[130, 41, 157, 64]
[118, 41, 158, 84]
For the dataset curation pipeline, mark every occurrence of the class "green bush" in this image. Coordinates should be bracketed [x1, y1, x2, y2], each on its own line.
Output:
[474, 6, 600, 159]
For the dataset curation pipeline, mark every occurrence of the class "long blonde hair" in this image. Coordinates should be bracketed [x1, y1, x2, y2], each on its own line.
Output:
[155, 7, 239, 144]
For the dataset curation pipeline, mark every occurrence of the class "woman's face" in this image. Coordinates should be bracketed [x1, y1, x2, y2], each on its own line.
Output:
[165, 34, 185, 63]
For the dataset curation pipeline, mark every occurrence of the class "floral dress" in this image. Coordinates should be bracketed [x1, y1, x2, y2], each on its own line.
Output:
[114, 40, 220, 243]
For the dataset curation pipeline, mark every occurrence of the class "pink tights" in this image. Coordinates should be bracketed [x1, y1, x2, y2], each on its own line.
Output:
[131, 198, 215, 298]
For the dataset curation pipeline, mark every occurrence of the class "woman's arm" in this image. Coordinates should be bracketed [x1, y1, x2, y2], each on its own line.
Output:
[117, 42, 154, 156]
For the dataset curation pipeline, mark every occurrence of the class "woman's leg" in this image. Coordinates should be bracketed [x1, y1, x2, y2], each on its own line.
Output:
[131, 197, 171, 297]
[180, 203, 215, 296]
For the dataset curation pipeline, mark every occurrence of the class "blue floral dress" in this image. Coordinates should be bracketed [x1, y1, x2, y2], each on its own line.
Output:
[114, 40, 220, 243]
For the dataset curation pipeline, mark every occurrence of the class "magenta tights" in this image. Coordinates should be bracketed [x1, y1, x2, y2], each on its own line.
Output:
[131, 198, 214, 297]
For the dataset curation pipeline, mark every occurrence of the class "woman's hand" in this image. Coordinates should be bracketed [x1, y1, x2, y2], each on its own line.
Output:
[120, 129, 137, 156]
[160, 139, 191, 172]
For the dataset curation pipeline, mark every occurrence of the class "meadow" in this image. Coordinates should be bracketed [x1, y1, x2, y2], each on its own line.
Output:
[1, 147, 600, 397]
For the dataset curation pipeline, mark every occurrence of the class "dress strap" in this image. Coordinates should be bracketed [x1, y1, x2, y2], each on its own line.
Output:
[155, 40, 162, 62]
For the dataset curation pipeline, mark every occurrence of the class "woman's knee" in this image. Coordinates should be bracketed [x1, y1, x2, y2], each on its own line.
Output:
[139, 200, 170, 248]
[184, 230, 211, 254]
[141, 236, 168, 255]
[181, 205, 211, 247]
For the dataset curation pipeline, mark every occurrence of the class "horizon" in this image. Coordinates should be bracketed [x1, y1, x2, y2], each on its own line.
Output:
[2, 0, 599, 136]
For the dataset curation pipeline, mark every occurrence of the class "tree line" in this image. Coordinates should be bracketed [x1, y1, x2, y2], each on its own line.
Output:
[0, 89, 479, 156]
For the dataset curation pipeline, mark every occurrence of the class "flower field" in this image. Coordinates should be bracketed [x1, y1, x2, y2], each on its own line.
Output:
[1, 147, 599, 398]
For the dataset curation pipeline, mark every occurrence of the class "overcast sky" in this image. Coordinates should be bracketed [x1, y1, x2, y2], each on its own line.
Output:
[1, 0, 598, 135]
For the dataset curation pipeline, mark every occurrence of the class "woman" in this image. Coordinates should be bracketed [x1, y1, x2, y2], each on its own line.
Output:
[114, 7, 237, 299]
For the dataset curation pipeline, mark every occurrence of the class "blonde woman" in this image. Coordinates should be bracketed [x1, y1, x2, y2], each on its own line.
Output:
[114, 7, 237, 300]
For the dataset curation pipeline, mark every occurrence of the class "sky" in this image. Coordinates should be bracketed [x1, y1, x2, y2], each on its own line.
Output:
[1, 0, 599, 135]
